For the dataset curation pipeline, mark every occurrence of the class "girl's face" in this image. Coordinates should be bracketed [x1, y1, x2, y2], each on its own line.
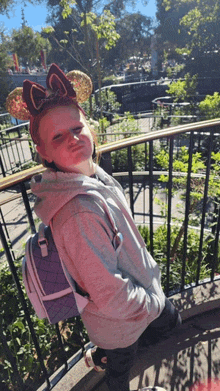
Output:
[36, 105, 95, 175]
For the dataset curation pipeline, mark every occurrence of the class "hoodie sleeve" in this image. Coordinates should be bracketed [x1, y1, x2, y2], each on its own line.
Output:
[59, 198, 160, 321]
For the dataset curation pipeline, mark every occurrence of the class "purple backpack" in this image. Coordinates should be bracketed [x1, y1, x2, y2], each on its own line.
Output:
[22, 194, 123, 324]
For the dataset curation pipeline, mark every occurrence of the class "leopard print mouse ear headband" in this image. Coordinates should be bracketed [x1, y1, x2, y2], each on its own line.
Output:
[6, 63, 93, 121]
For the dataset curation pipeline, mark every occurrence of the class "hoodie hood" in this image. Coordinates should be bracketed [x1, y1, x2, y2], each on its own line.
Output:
[31, 165, 120, 226]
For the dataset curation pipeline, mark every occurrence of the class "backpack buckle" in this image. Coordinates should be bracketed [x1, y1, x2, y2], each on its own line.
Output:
[38, 238, 48, 257]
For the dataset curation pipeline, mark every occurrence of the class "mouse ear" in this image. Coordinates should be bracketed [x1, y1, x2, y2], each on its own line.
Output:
[22, 80, 47, 116]
[6, 87, 31, 120]
[46, 63, 76, 99]
[66, 70, 93, 103]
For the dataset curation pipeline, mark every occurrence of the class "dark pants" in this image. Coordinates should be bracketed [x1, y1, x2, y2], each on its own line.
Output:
[102, 298, 182, 391]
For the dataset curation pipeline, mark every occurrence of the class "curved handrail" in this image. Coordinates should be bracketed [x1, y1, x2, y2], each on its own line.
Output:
[0, 118, 220, 191]
[0, 165, 45, 191]
[100, 117, 220, 152]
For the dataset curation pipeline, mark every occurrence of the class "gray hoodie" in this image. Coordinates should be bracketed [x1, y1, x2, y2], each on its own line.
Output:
[31, 165, 165, 349]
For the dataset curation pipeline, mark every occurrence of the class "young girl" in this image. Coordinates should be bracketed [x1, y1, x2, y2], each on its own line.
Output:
[6, 64, 181, 391]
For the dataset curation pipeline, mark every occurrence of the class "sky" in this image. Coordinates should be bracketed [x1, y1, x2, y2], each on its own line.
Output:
[0, 0, 157, 33]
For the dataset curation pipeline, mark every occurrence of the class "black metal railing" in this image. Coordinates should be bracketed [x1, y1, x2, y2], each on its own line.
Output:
[0, 111, 198, 177]
[0, 118, 220, 390]
[0, 122, 35, 177]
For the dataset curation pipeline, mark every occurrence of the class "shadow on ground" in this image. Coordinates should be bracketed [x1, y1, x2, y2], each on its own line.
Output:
[93, 308, 220, 391]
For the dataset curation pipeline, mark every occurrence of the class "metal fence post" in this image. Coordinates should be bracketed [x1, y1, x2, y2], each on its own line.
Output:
[127, 145, 134, 217]
[0, 153, 6, 177]
[196, 130, 213, 285]
[166, 136, 174, 295]
[149, 140, 154, 257]
[19, 182, 36, 234]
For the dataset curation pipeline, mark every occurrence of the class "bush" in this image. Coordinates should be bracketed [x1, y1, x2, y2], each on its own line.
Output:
[111, 143, 146, 172]
[199, 92, 220, 120]
[102, 74, 118, 86]
[111, 112, 147, 172]
[138, 224, 214, 293]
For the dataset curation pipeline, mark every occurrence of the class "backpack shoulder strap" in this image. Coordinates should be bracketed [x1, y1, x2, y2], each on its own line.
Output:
[79, 190, 124, 255]
[38, 222, 49, 257]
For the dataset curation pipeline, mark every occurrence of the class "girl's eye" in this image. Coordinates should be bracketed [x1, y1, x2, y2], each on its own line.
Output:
[52, 126, 82, 141]
[72, 127, 82, 134]
[53, 133, 62, 141]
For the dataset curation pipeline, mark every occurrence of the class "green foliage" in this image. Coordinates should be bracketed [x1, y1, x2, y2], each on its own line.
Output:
[111, 113, 146, 171]
[60, 0, 76, 19]
[177, 0, 219, 55]
[19, 161, 38, 171]
[156, 146, 206, 198]
[157, 0, 220, 77]
[0, 33, 14, 108]
[209, 151, 220, 197]
[151, 144, 220, 279]
[0, 0, 44, 15]
[98, 117, 110, 134]
[155, 149, 169, 170]
[44, 1, 153, 79]
[11, 26, 51, 67]
[113, 12, 152, 67]
[114, 112, 141, 135]
[0, 0, 13, 14]
[81, 10, 120, 50]
[0, 122, 11, 132]
[102, 74, 118, 85]
[199, 92, 220, 120]
[81, 89, 121, 120]
[138, 224, 213, 292]
[0, 34, 13, 72]
[42, 26, 55, 34]
[166, 73, 198, 102]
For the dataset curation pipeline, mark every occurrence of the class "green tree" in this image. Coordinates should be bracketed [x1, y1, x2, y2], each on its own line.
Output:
[166, 72, 198, 102]
[0, 0, 45, 15]
[44, 0, 153, 73]
[55, 0, 149, 18]
[156, 0, 220, 77]
[81, 10, 120, 118]
[11, 26, 51, 67]
[155, 0, 192, 74]
[111, 12, 152, 69]
[0, 30, 14, 109]
[43, 5, 120, 119]
[199, 92, 220, 120]
[43, 5, 120, 72]
[0, 0, 14, 14]
[165, 72, 198, 120]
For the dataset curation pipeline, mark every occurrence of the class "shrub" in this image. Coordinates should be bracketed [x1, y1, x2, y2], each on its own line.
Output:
[199, 91, 220, 120]
[111, 112, 147, 172]
[138, 224, 214, 293]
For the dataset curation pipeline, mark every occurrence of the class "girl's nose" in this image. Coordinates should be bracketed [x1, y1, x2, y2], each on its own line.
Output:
[69, 132, 79, 143]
